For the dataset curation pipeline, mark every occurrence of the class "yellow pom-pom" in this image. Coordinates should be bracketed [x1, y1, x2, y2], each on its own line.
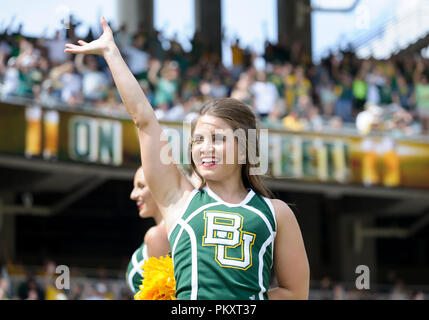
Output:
[134, 255, 176, 300]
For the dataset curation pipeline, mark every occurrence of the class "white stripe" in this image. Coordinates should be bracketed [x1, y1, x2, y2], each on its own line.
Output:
[262, 197, 277, 263]
[263, 197, 277, 232]
[177, 219, 199, 300]
[184, 202, 221, 224]
[242, 204, 276, 299]
[242, 204, 274, 235]
[258, 235, 274, 300]
[204, 187, 255, 207]
[170, 202, 224, 297]
[128, 270, 137, 294]
[170, 190, 276, 300]
[128, 247, 147, 293]
[169, 188, 255, 241]
[132, 247, 146, 276]
[171, 201, 223, 254]
[168, 189, 199, 240]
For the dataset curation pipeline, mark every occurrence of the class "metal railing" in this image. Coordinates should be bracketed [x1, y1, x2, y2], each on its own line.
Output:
[331, 5, 429, 59]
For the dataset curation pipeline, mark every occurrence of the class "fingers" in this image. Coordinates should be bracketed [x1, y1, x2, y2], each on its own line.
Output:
[100, 16, 111, 33]
[64, 43, 81, 53]
[101, 16, 107, 30]
[64, 44, 75, 50]
[64, 40, 88, 53]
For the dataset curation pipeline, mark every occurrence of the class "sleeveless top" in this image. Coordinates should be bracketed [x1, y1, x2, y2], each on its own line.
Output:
[125, 242, 149, 294]
[168, 187, 277, 300]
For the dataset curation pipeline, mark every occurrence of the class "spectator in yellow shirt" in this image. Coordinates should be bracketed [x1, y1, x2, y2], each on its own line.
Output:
[283, 110, 305, 132]
[230, 38, 244, 80]
[285, 66, 312, 113]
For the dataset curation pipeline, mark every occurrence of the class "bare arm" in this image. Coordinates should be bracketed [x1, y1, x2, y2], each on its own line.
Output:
[268, 199, 310, 300]
[64, 17, 193, 229]
[144, 224, 171, 258]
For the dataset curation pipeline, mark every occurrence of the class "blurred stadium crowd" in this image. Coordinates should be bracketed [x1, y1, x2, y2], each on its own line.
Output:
[1, 16, 429, 137]
[0, 261, 426, 300]
[1, 16, 429, 301]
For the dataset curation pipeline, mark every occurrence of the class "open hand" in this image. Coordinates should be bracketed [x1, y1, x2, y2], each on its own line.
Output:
[64, 16, 115, 56]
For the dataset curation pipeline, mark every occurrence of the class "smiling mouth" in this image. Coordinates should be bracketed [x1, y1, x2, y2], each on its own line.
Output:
[137, 201, 145, 210]
[201, 158, 219, 168]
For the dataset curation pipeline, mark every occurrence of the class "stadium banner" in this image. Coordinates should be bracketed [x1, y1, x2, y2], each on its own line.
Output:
[1, 103, 429, 189]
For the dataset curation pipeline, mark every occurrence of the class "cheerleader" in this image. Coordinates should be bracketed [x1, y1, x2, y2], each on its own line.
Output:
[65, 17, 309, 300]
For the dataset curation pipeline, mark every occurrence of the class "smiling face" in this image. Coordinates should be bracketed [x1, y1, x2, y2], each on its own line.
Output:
[130, 168, 159, 219]
[188, 98, 271, 199]
[191, 115, 244, 184]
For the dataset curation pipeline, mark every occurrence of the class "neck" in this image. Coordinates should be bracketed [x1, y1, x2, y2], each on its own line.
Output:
[205, 176, 248, 204]
[153, 212, 163, 225]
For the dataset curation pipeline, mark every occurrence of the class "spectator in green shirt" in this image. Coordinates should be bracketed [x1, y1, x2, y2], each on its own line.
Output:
[415, 74, 429, 134]
[352, 69, 367, 117]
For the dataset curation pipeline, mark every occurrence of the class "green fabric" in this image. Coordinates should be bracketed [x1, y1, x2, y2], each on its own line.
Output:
[17, 70, 37, 96]
[415, 84, 429, 109]
[169, 188, 276, 300]
[154, 78, 178, 107]
[352, 79, 367, 100]
[125, 242, 148, 294]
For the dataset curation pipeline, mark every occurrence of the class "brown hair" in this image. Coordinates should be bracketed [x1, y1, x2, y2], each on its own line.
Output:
[190, 98, 273, 199]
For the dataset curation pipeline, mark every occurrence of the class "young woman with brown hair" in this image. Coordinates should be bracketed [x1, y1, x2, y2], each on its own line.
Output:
[65, 17, 309, 300]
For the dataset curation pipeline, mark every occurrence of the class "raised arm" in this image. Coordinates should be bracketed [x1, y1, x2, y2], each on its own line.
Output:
[64, 17, 193, 229]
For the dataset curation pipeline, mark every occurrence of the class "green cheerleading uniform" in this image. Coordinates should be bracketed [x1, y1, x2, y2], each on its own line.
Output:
[125, 242, 149, 294]
[168, 187, 277, 300]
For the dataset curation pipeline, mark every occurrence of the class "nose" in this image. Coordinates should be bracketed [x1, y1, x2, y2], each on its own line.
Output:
[130, 188, 138, 201]
[200, 138, 215, 155]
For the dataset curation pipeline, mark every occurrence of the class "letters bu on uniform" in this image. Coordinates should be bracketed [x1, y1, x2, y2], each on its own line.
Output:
[202, 211, 256, 270]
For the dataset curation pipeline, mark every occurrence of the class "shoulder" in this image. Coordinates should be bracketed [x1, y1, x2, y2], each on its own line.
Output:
[144, 222, 171, 258]
[145, 223, 167, 239]
[164, 187, 199, 232]
[269, 198, 297, 228]
[144, 224, 168, 244]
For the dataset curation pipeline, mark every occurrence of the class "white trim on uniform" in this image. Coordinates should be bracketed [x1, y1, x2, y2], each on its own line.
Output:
[258, 236, 274, 300]
[262, 197, 277, 263]
[170, 189, 276, 300]
[204, 187, 255, 207]
[128, 245, 147, 293]
[177, 219, 199, 300]
[262, 197, 277, 232]
[171, 202, 224, 299]
[171, 202, 222, 254]
[242, 204, 275, 236]
[142, 242, 149, 261]
[242, 203, 276, 299]
[132, 246, 145, 276]
[168, 189, 199, 241]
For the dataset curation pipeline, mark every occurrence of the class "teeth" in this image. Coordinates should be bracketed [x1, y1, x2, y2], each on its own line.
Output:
[137, 202, 144, 206]
[202, 159, 217, 164]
